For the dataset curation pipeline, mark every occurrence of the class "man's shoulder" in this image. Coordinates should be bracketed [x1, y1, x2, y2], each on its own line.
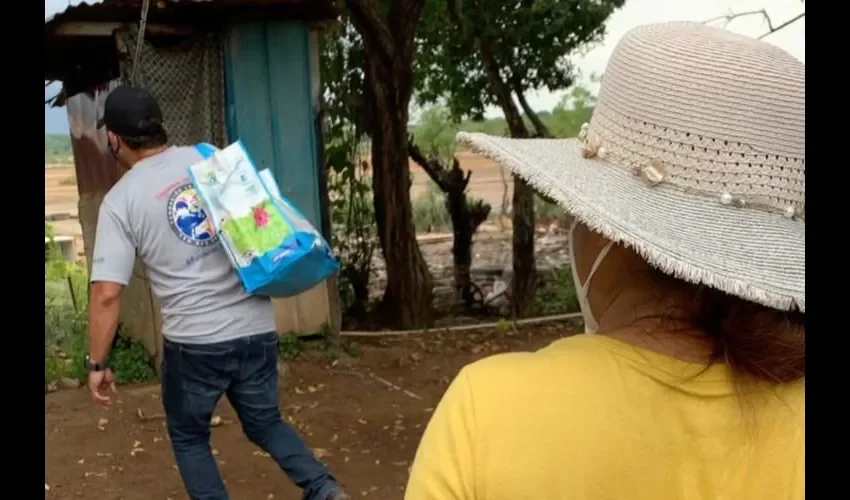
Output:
[144, 145, 204, 170]
[166, 144, 205, 159]
[105, 146, 203, 202]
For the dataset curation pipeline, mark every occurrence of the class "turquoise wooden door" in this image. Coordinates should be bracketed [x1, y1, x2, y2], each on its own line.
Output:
[223, 21, 324, 232]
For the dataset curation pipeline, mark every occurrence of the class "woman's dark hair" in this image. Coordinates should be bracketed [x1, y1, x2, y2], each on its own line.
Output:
[120, 119, 169, 150]
[649, 266, 805, 385]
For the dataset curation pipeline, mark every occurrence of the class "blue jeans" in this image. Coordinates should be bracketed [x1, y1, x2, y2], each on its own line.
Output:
[161, 332, 340, 500]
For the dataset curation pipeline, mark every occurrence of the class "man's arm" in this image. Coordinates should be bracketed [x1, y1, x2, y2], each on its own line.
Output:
[88, 199, 136, 366]
[88, 282, 123, 364]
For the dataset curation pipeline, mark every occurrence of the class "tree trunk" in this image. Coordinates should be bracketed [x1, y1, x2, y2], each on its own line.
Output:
[446, 179, 490, 307]
[474, 37, 537, 317]
[515, 89, 559, 208]
[370, 84, 433, 328]
[516, 89, 551, 138]
[346, 0, 431, 329]
[409, 142, 490, 308]
[510, 177, 537, 316]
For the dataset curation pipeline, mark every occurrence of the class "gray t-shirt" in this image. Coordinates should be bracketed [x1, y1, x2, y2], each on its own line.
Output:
[90, 146, 276, 344]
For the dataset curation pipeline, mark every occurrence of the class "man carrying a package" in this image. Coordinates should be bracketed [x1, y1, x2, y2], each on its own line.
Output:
[85, 85, 349, 500]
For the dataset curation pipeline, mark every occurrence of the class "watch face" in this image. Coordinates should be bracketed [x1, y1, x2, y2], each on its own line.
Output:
[85, 357, 103, 371]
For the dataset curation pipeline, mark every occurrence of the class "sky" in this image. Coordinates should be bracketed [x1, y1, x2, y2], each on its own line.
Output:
[44, 0, 805, 134]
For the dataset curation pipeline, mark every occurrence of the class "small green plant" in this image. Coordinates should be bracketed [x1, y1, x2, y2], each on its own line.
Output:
[495, 318, 512, 331]
[412, 181, 451, 232]
[341, 339, 363, 358]
[44, 356, 69, 385]
[278, 332, 303, 360]
[45, 221, 157, 388]
[109, 335, 157, 383]
[281, 324, 362, 361]
[532, 266, 580, 316]
[317, 323, 341, 361]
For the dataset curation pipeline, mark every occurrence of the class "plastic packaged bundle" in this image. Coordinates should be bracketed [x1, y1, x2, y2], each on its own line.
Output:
[188, 141, 339, 297]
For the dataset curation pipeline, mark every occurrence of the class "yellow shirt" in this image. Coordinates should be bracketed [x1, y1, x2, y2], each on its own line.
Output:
[405, 334, 803, 500]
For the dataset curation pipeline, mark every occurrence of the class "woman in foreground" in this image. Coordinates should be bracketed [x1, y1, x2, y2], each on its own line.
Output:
[405, 22, 804, 500]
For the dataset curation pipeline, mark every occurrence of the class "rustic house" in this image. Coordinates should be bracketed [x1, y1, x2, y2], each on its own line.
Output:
[45, 0, 340, 364]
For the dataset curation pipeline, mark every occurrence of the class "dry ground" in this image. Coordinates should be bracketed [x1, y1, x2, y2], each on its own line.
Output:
[45, 321, 580, 499]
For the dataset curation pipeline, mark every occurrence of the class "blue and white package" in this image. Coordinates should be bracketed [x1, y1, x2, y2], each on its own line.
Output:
[189, 141, 339, 297]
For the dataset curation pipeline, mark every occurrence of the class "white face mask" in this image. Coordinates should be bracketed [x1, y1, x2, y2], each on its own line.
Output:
[569, 221, 615, 333]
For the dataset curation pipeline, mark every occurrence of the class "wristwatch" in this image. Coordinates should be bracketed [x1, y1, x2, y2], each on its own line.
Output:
[85, 355, 108, 372]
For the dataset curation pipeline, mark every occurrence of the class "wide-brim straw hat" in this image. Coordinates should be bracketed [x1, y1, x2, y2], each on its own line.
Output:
[459, 22, 804, 312]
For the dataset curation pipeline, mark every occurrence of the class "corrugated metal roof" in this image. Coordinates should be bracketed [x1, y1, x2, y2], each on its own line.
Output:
[45, 0, 335, 29]
[46, 0, 336, 95]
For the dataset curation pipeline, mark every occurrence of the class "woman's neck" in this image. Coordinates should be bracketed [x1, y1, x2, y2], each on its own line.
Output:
[597, 286, 716, 363]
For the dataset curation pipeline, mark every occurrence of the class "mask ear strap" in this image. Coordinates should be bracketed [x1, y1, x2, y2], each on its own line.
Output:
[582, 239, 615, 294]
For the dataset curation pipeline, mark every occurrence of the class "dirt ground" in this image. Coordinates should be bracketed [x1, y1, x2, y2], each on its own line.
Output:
[45, 321, 580, 499]
[44, 152, 513, 257]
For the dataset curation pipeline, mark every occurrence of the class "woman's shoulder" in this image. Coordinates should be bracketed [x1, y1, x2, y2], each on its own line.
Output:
[465, 334, 617, 374]
[459, 334, 620, 399]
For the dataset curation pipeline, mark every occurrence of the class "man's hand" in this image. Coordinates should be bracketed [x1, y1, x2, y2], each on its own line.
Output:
[88, 369, 117, 406]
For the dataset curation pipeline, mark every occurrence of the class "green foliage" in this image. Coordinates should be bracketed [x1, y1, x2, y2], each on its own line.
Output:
[341, 339, 363, 358]
[532, 266, 580, 316]
[44, 290, 88, 385]
[45, 221, 156, 388]
[549, 83, 598, 138]
[415, 0, 623, 122]
[278, 332, 304, 360]
[316, 324, 341, 361]
[411, 106, 460, 164]
[534, 195, 563, 221]
[495, 318, 512, 331]
[45, 133, 72, 164]
[45, 221, 87, 309]
[409, 81, 598, 147]
[412, 181, 451, 232]
[45, 356, 70, 384]
[109, 335, 157, 383]
[275, 324, 361, 362]
[320, 15, 377, 317]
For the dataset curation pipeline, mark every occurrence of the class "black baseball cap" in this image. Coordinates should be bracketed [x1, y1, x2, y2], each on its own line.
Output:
[97, 86, 164, 137]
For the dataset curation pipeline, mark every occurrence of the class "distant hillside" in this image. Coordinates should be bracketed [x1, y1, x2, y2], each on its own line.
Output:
[45, 134, 72, 164]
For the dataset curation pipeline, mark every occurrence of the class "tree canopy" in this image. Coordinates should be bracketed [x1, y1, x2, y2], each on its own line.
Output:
[415, 0, 623, 123]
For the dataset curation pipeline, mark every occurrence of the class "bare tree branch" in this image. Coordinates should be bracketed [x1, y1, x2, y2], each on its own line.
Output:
[757, 13, 805, 39]
[514, 87, 551, 138]
[703, 8, 805, 40]
[343, 0, 395, 63]
[45, 87, 66, 107]
[407, 136, 449, 191]
[703, 9, 768, 28]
